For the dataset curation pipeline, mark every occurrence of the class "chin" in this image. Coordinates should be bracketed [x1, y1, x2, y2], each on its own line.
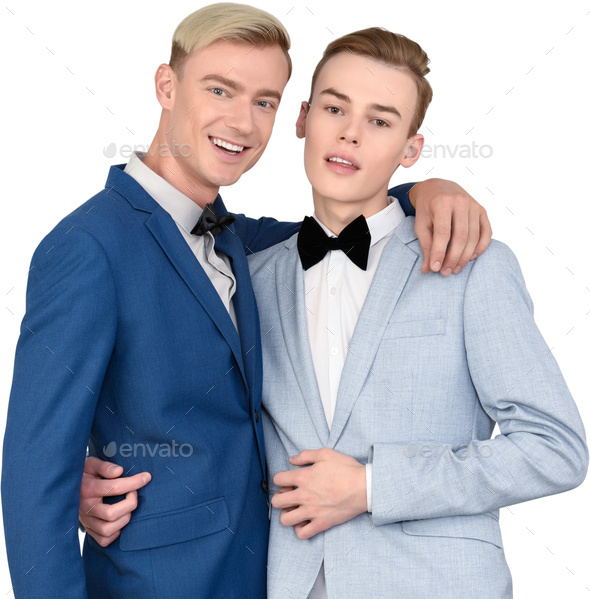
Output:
[210, 171, 245, 188]
[316, 185, 360, 204]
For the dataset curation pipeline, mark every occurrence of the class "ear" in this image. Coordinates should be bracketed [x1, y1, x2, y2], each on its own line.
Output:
[154, 64, 176, 111]
[400, 134, 424, 168]
[295, 101, 310, 139]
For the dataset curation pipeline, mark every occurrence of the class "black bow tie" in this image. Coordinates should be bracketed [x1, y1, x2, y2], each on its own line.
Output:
[297, 215, 371, 271]
[191, 203, 236, 237]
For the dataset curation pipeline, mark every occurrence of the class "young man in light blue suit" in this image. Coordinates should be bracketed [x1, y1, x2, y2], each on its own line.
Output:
[1, 5, 494, 599]
[247, 28, 588, 598]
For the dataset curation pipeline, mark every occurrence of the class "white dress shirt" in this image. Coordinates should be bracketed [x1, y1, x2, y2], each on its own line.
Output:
[124, 152, 238, 329]
[304, 197, 406, 599]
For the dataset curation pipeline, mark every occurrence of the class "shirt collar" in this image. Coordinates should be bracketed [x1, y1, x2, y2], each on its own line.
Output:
[312, 196, 406, 247]
[124, 151, 204, 236]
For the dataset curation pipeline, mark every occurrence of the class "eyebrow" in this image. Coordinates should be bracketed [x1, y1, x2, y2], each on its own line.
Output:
[200, 74, 282, 102]
[319, 87, 402, 120]
[369, 102, 402, 120]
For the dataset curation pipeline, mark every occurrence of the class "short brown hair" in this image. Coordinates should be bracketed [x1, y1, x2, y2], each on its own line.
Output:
[309, 28, 433, 137]
[170, 3, 292, 80]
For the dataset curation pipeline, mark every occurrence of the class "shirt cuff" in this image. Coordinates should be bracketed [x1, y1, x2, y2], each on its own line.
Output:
[366, 463, 373, 512]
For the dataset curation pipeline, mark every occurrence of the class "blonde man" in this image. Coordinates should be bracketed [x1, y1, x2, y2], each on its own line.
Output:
[3, 4, 492, 598]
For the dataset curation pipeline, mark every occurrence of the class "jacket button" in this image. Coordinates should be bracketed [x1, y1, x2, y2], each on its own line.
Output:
[261, 480, 269, 494]
[255, 409, 260, 423]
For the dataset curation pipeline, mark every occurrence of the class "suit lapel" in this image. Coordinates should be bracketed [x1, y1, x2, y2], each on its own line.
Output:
[145, 207, 248, 388]
[107, 165, 251, 389]
[214, 215, 258, 397]
[328, 227, 418, 448]
[275, 242, 330, 446]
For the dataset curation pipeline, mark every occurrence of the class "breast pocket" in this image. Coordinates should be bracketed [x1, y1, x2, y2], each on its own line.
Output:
[382, 318, 447, 339]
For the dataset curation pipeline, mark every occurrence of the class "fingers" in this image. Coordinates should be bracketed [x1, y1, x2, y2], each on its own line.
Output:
[413, 217, 433, 274]
[294, 519, 324, 540]
[79, 463, 150, 549]
[80, 489, 140, 547]
[271, 488, 300, 510]
[284, 512, 326, 540]
[452, 206, 481, 273]
[412, 182, 491, 276]
[424, 203, 452, 274]
[439, 207, 469, 276]
[274, 449, 324, 487]
[81, 490, 139, 522]
[81, 471, 151, 500]
[84, 456, 123, 479]
[81, 511, 132, 540]
[85, 525, 123, 548]
[280, 505, 309, 528]
[441, 205, 491, 274]
[472, 209, 492, 259]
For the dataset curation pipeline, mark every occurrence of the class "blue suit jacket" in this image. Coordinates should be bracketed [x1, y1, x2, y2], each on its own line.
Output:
[1, 165, 415, 598]
[2, 165, 302, 598]
[248, 217, 588, 599]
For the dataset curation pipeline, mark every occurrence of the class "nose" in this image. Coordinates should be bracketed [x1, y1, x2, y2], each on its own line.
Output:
[225, 99, 255, 136]
[338, 118, 361, 146]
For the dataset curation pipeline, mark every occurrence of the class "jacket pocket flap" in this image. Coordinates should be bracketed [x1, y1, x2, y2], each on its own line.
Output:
[119, 497, 229, 551]
[401, 513, 502, 548]
[383, 318, 446, 339]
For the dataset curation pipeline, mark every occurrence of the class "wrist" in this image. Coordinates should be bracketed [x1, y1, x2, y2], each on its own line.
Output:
[408, 181, 422, 209]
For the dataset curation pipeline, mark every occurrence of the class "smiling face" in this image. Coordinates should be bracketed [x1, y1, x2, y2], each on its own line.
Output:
[149, 40, 290, 203]
[297, 51, 424, 227]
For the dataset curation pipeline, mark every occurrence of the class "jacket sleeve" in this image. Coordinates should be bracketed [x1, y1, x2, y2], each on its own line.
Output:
[388, 182, 416, 216]
[370, 242, 588, 525]
[231, 215, 301, 254]
[1, 226, 118, 598]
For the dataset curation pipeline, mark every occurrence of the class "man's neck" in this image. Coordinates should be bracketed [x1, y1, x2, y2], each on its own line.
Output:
[312, 193, 389, 236]
[142, 130, 219, 209]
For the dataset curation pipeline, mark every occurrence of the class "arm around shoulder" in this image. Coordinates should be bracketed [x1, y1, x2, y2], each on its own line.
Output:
[232, 213, 300, 254]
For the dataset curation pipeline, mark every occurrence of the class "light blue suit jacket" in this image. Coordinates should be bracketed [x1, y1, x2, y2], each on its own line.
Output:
[248, 216, 588, 599]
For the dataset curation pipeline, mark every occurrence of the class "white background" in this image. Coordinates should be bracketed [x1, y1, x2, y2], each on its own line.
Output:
[1, 0, 589, 596]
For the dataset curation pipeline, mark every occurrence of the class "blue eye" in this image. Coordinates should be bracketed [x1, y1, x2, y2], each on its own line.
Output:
[211, 88, 224, 96]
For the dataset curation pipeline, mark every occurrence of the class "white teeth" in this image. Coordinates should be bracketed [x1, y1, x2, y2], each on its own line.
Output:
[328, 157, 354, 166]
[212, 137, 244, 153]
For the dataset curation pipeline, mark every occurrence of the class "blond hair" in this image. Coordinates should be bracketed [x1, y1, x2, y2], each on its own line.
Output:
[309, 28, 433, 137]
[170, 3, 292, 80]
